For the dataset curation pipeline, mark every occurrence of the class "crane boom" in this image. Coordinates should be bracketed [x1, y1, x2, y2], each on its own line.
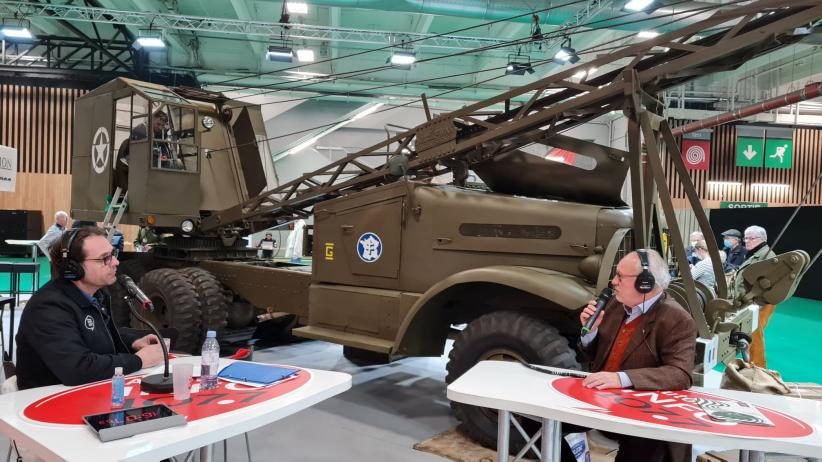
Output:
[200, 0, 821, 233]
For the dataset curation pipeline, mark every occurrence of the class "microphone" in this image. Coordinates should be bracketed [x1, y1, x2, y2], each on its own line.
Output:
[118, 275, 154, 312]
[118, 274, 172, 394]
[581, 287, 614, 335]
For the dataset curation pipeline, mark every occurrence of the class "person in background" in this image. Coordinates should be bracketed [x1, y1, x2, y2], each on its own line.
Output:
[15, 226, 163, 390]
[734, 225, 777, 367]
[257, 232, 277, 259]
[721, 229, 746, 272]
[36, 210, 70, 260]
[684, 231, 704, 266]
[573, 249, 696, 462]
[689, 240, 725, 294]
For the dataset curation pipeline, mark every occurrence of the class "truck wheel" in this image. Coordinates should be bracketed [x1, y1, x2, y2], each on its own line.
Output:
[179, 267, 229, 340]
[132, 269, 201, 353]
[109, 257, 153, 328]
[445, 310, 580, 453]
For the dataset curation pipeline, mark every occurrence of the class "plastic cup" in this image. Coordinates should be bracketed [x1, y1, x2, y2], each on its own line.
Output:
[173, 363, 193, 400]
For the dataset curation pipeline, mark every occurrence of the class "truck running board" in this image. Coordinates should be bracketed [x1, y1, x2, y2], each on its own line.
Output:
[293, 326, 394, 354]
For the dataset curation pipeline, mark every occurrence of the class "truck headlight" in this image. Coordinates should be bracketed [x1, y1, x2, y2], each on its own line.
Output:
[181, 220, 195, 233]
[202, 116, 215, 129]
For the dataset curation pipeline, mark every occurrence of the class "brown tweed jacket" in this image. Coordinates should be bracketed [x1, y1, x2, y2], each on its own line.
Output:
[579, 292, 697, 390]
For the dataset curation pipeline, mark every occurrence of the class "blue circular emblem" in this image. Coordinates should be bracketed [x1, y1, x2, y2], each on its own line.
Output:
[357, 232, 382, 263]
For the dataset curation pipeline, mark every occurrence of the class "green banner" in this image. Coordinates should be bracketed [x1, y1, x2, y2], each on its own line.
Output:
[720, 201, 768, 209]
[764, 138, 793, 169]
[736, 136, 764, 167]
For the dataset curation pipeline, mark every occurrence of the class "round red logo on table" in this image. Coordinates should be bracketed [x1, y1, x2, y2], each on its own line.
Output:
[24, 368, 311, 425]
[551, 378, 812, 438]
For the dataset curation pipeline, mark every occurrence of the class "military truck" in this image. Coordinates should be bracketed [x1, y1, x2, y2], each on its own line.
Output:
[70, 0, 817, 450]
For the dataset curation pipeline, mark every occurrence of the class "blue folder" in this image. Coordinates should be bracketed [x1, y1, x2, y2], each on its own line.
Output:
[217, 362, 300, 386]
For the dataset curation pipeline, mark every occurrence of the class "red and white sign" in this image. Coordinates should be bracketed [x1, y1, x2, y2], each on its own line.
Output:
[551, 378, 812, 438]
[23, 368, 311, 426]
[681, 139, 710, 170]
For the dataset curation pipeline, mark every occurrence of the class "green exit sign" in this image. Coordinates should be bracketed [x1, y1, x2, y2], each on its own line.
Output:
[720, 201, 768, 209]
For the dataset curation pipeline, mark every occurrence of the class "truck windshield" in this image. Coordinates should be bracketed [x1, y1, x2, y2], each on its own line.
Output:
[149, 103, 198, 173]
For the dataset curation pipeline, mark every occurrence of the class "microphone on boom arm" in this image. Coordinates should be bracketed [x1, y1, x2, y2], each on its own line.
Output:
[117, 275, 172, 394]
[581, 287, 614, 335]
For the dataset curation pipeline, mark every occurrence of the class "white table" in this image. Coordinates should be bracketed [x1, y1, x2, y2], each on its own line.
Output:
[4, 239, 39, 262]
[0, 356, 352, 462]
[447, 361, 822, 461]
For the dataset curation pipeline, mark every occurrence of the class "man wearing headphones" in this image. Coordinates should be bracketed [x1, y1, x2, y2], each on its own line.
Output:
[575, 249, 696, 462]
[15, 226, 164, 390]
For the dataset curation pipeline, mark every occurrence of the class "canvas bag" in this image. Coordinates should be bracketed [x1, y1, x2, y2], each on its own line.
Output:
[720, 358, 791, 395]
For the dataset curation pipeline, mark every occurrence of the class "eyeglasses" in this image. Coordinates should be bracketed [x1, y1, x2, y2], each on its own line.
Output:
[743, 236, 758, 242]
[613, 271, 641, 282]
[85, 249, 119, 266]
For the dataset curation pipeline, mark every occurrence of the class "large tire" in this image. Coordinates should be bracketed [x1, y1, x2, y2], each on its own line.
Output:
[109, 257, 154, 328]
[132, 269, 201, 353]
[179, 267, 229, 340]
[445, 310, 580, 453]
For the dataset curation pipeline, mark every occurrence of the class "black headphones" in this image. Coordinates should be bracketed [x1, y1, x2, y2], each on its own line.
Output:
[635, 249, 656, 294]
[58, 228, 85, 281]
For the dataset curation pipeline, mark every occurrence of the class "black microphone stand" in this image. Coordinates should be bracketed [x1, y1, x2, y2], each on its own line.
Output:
[124, 294, 173, 393]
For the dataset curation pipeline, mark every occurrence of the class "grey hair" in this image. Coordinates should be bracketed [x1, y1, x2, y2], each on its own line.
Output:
[632, 249, 671, 289]
[689, 231, 704, 240]
[745, 225, 767, 242]
[54, 210, 68, 220]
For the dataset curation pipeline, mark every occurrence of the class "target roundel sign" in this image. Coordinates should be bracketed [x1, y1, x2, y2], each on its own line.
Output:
[681, 139, 711, 170]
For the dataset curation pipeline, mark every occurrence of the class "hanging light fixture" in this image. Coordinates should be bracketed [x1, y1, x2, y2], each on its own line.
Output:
[553, 37, 580, 65]
[134, 28, 166, 49]
[0, 17, 32, 40]
[506, 51, 534, 76]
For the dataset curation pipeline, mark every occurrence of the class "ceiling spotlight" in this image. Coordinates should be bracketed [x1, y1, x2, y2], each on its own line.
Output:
[637, 30, 659, 38]
[134, 30, 165, 49]
[553, 38, 580, 65]
[388, 50, 416, 70]
[286, 2, 309, 14]
[623, 0, 662, 13]
[267, 45, 294, 62]
[1, 25, 32, 39]
[506, 52, 534, 76]
[296, 48, 315, 62]
[506, 62, 535, 76]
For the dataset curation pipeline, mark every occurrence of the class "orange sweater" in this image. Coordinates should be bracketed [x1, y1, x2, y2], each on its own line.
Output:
[602, 316, 642, 372]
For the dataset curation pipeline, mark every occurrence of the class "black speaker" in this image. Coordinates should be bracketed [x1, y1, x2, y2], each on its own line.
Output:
[0, 210, 43, 256]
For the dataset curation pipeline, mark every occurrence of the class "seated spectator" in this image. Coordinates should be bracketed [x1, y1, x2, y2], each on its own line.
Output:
[721, 229, 746, 272]
[685, 231, 704, 266]
[690, 240, 718, 293]
[36, 211, 69, 260]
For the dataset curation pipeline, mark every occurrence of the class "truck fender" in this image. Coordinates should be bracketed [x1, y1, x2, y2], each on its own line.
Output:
[393, 265, 596, 356]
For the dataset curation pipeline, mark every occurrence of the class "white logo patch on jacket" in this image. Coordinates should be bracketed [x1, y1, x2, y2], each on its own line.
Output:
[84, 315, 95, 331]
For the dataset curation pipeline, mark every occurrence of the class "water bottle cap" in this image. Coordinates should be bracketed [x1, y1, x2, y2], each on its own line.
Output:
[207, 330, 216, 338]
[114, 367, 123, 375]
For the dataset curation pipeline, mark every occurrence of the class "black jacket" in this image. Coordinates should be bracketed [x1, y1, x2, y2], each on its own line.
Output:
[724, 244, 747, 272]
[16, 277, 143, 390]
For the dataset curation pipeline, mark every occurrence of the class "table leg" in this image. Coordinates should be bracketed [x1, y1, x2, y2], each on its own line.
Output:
[497, 410, 510, 462]
[29, 244, 37, 263]
[539, 419, 562, 462]
[739, 450, 749, 462]
[748, 451, 765, 462]
[199, 443, 213, 462]
[8, 271, 16, 361]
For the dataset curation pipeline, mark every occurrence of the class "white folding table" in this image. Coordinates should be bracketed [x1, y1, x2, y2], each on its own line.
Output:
[447, 360, 822, 462]
[0, 356, 351, 461]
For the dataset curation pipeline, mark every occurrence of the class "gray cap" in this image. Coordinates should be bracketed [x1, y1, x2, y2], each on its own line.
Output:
[721, 229, 742, 238]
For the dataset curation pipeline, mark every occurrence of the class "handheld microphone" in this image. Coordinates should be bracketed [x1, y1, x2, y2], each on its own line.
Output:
[117, 275, 154, 312]
[581, 287, 614, 335]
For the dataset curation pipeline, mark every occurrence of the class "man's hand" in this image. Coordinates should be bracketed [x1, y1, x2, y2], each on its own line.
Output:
[135, 344, 164, 368]
[579, 299, 605, 333]
[131, 334, 160, 351]
[583, 371, 623, 390]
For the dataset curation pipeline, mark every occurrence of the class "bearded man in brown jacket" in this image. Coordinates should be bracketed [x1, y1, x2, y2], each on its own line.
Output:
[573, 249, 697, 462]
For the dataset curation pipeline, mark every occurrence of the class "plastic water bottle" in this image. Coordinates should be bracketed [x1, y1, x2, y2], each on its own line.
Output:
[111, 367, 125, 409]
[200, 330, 220, 390]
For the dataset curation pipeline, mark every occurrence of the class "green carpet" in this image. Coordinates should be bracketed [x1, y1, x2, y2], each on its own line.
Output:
[2, 255, 820, 383]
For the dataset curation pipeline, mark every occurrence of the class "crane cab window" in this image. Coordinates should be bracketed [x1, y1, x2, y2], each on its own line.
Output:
[149, 103, 198, 173]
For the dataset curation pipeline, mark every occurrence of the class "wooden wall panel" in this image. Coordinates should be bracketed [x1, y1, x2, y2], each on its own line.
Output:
[663, 120, 822, 206]
[0, 84, 85, 175]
